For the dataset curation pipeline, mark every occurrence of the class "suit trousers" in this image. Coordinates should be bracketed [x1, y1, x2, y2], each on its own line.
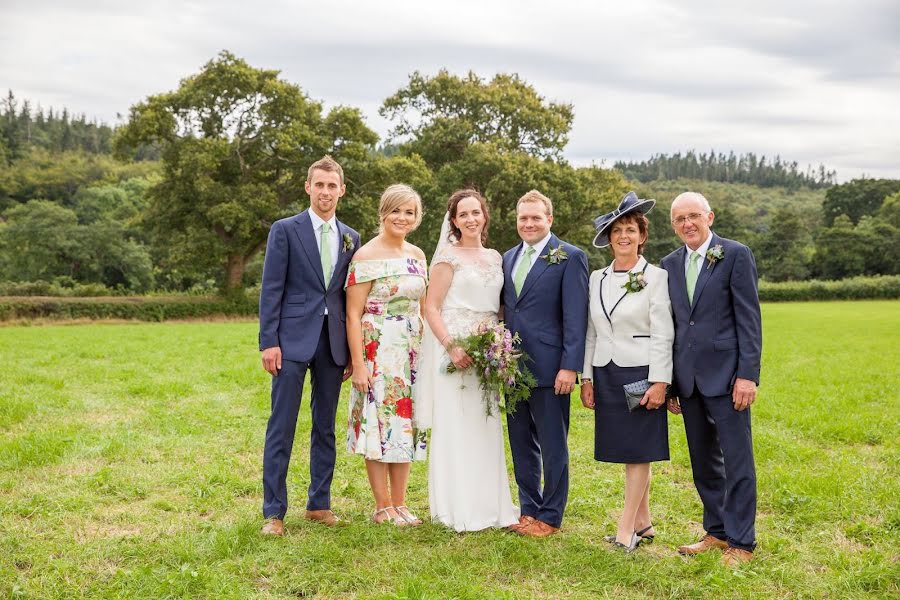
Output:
[680, 390, 757, 551]
[506, 386, 571, 528]
[262, 320, 343, 519]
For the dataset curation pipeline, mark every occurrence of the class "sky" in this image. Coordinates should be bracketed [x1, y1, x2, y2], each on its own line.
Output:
[2, 0, 899, 181]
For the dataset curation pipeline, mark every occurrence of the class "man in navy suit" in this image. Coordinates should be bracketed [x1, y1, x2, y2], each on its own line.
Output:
[502, 190, 589, 537]
[258, 155, 360, 535]
[661, 192, 762, 565]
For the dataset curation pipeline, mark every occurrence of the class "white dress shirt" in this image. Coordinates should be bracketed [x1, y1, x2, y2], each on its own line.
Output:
[683, 231, 714, 275]
[511, 231, 552, 278]
[309, 209, 339, 272]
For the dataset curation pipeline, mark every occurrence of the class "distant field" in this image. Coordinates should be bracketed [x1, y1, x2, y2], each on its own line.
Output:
[0, 301, 897, 598]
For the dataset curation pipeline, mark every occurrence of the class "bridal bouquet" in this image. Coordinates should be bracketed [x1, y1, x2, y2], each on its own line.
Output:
[445, 321, 536, 415]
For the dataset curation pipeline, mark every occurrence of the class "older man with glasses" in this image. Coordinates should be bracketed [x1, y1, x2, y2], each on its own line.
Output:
[660, 192, 762, 566]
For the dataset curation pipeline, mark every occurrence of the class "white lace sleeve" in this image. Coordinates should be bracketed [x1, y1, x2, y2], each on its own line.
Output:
[431, 247, 460, 271]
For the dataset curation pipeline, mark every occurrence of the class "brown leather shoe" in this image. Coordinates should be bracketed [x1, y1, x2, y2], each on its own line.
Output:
[261, 518, 284, 536]
[507, 515, 536, 533]
[305, 509, 341, 526]
[519, 519, 560, 538]
[677, 534, 728, 555]
[722, 547, 753, 566]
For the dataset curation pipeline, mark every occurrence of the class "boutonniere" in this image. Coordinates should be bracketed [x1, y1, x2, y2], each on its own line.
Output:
[706, 244, 724, 270]
[622, 271, 647, 294]
[540, 246, 568, 265]
[342, 233, 354, 253]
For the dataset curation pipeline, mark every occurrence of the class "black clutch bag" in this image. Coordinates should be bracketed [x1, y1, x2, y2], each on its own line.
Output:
[623, 379, 651, 412]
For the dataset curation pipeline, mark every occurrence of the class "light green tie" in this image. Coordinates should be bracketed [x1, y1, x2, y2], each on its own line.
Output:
[320, 222, 333, 284]
[514, 246, 536, 296]
[686, 251, 701, 305]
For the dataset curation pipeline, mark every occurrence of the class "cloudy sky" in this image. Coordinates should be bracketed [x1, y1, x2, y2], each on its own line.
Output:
[3, 0, 899, 180]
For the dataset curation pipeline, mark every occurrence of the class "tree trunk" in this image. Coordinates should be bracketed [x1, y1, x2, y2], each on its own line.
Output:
[224, 254, 245, 292]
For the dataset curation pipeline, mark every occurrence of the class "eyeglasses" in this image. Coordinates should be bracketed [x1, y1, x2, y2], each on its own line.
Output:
[671, 212, 707, 226]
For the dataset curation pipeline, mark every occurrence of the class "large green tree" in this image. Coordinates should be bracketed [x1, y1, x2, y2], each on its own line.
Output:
[114, 51, 386, 291]
[822, 178, 900, 226]
[381, 71, 626, 261]
[755, 208, 811, 281]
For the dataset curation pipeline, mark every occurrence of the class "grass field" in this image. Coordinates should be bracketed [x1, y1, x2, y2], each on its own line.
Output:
[1, 301, 898, 598]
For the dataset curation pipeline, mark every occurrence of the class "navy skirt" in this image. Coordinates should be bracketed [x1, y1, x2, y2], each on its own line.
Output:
[593, 363, 669, 464]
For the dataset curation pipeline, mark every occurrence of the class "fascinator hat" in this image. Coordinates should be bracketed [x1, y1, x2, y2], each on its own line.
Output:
[591, 191, 656, 248]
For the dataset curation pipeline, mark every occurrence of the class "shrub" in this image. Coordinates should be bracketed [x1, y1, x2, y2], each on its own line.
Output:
[758, 275, 900, 302]
[0, 295, 257, 322]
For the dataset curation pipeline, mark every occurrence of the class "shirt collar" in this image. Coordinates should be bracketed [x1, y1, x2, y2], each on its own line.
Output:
[686, 232, 714, 259]
[309, 208, 336, 231]
[523, 231, 553, 257]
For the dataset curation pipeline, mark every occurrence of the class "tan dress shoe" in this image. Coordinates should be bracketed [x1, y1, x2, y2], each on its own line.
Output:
[261, 518, 284, 536]
[519, 520, 560, 538]
[507, 515, 536, 533]
[722, 547, 753, 566]
[677, 534, 728, 555]
[305, 509, 341, 526]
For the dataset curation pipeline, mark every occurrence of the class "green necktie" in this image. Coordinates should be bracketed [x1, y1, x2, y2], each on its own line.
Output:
[320, 222, 333, 284]
[514, 246, 536, 296]
[686, 251, 701, 305]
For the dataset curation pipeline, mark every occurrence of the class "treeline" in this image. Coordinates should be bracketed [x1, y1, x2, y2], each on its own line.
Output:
[1, 91, 117, 159]
[0, 51, 897, 297]
[615, 150, 837, 189]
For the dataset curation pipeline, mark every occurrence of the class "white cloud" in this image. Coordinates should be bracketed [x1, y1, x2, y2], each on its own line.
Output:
[1, 0, 897, 179]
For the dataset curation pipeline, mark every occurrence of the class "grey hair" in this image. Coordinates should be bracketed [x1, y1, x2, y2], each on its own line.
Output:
[671, 192, 712, 215]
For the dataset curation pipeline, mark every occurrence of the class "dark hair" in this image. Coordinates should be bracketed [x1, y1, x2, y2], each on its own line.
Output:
[607, 212, 650, 255]
[447, 189, 490, 246]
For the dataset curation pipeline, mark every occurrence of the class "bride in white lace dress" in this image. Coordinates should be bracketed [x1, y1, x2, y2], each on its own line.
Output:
[420, 190, 519, 531]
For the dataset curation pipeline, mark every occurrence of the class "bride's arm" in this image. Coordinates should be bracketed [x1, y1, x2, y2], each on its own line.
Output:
[424, 263, 472, 369]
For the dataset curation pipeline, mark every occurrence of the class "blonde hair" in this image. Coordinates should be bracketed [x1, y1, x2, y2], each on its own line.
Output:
[516, 189, 553, 216]
[307, 155, 344, 185]
[378, 184, 423, 233]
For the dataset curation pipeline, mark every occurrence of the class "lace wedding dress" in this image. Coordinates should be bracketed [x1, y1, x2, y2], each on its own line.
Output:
[421, 245, 519, 531]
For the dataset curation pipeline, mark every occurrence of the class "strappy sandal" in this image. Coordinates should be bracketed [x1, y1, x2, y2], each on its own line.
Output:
[610, 532, 641, 553]
[395, 505, 422, 526]
[372, 507, 397, 524]
[635, 524, 655, 544]
[604, 524, 655, 544]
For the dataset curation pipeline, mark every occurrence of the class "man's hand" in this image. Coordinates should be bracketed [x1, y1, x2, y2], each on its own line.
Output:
[732, 377, 757, 411]
[667, 397, 682, 415]
[261, 346, 282, 376]
[342, 364, 353, 382]
[580, 380, 595, 410]
[641, 382, 668, 410]
[554, 369, 577, 396]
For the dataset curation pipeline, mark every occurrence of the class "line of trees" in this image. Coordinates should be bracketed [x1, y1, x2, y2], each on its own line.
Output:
[615, 150, 837, 189]
[1, 51, 897, 295]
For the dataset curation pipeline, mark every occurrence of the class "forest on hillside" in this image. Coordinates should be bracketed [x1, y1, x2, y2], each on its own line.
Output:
[1, 53, 898, 294]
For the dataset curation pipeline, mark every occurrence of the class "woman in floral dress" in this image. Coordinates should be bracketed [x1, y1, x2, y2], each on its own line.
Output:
[345, 184, 428, 526]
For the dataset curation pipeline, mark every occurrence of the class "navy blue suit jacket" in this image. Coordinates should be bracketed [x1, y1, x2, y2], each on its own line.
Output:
[660, 233, 762, 398]
[258, 209, 360, 365]
[502, 235, 589, 388]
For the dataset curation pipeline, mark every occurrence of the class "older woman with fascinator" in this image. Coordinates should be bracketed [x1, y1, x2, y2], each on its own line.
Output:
[580, 192, 674, 552]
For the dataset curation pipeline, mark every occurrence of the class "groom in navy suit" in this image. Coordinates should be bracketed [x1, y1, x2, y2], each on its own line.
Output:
[661, 191, 762, 565]
[258, 156, 360, 535]
[502, 190, 588, 537]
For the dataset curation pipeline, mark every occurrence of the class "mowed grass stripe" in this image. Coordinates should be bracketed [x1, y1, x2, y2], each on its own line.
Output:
[0, 301, 897, 598]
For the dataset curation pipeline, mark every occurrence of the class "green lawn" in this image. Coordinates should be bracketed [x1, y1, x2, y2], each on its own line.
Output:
[1, 301, 898, 598]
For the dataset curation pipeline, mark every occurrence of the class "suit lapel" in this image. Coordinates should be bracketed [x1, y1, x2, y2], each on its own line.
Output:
[328, 219, 351, 291]
[608, 257, 647, 318]
[670, 246, 691, 316]
[517, 235, 556, 301]
[690, 234, 719, 315]
[294, 210, 326, 289]
[598, 266, 612, 324]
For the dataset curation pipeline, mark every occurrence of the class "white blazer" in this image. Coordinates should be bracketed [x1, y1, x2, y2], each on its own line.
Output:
[582, 257, 674, 383]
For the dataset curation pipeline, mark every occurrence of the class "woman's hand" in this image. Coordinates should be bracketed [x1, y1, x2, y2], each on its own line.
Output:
[580, 380, 595, 410]
[449, 346, 473, 370]
[641, 382, 668, 410]
[351, 364, 374, 395]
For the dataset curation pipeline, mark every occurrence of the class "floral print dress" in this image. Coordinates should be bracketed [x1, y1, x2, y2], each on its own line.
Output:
[345, 257, 428, 463]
